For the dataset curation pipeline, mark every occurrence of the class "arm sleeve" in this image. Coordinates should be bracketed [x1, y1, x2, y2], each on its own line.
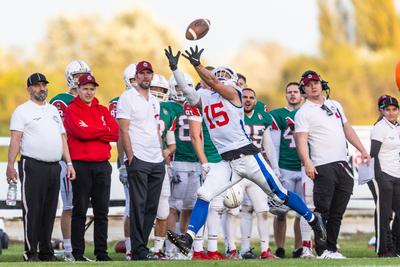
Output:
[294, 110, 309, 133]
[9, 108, 25, 132]
[370, 139, 383, 179]
[116, 92, 132, 120]
[173, 69, 200, 106]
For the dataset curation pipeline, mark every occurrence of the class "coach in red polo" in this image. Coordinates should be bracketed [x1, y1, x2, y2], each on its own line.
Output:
[64, 74, 118, 261]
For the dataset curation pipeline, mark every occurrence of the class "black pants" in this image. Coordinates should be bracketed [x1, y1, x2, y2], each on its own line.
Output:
[314, 161, 354, 253]
[18, 156, 60, 260]
[126, 156, 165, 259]
[367, 172, 400, 255]
[71, 161, 112, 258]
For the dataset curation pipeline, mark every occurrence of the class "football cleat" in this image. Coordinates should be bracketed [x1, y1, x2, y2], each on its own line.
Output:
[309, 212, 327, 253]
[166, 230, 192, 256]
[260, 248, 278, 259]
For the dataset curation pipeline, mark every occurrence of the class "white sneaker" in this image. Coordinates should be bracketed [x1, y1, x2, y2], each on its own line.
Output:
[318, 250, 346, 259]
[329, 251, 346, 259]
[300, 247, 315, 259]
[64, 251, 75, 262]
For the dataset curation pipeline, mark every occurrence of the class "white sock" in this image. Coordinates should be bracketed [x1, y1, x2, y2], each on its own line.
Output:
[226, 213, 237, 251]
[154, 236, 165, 252]
[300, 216, 313, 242]
[63, 239, 72, 253]
[221, 212, 228, 252]
[125, 237, 131, 253]
[193, 227, 204, 252]
[256, 212, 269, 252]
[207, 208, 220, 252]
[240, 208, 253, 253]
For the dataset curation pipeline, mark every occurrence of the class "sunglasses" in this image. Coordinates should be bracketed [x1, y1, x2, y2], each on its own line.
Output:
[320, 104, 333, 116]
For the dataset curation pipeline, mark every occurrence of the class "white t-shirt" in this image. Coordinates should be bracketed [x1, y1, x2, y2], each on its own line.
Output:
[10, 100, 65, 162]
[371, 117, 400, 178]
[198, 88, 251, 154]
[116, 88, 163, 163]
[295, 98, 348, 166]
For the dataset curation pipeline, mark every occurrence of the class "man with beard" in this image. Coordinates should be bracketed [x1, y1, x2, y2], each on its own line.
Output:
[6, 73, 75, 261]
[117, 61, 166, 260]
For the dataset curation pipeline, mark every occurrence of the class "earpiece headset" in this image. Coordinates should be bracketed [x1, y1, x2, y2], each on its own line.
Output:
[299, 70, 330, 97]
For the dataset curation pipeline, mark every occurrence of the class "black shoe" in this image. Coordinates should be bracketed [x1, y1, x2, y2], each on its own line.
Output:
[39, 255, 59, 261]
[96, 254, 112, 261]
[167, 230, 193, 256]
[309, 212, 327, 252]
[241, 248, 256, 259]
[275, 247, 285, 258]
[74, 255, 93, 262]
[24, 255, 40, 262]
[292, 248, 303, 258]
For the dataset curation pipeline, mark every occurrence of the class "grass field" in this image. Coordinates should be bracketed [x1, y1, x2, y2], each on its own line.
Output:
[0, 233, 399, 266]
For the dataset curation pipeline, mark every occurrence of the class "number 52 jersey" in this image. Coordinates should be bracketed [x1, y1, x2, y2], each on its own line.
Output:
[198, 88, 251, 154]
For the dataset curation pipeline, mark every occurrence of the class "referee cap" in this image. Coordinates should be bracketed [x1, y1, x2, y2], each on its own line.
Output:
[27, 73, 49, 87]
[380, 96, 399, 109]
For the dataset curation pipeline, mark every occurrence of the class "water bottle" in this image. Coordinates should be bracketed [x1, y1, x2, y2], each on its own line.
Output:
[6, 182, 17, 206]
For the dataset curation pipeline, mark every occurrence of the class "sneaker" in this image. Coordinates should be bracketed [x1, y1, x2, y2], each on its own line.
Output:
[207, 251, 225, 260]
[192, 251, 209, 260]
[226, 249, 240, 259]
[368, 236, 376, 248]
[330, 251, 346, 259]
[309, 212, 327, 251]
[300, 247, 315, 259]
[125, 252, 132, 260]
[167, 231, 193, 256]
[260, 248, 278, 259]
[169, 251, 191, 260]
[275, 247, 285, 258]
[241, 248, 256, 259]
[96, 254, 112, 261]
[153, 250, 169, 260]
[64, 251, 75, 262]
[24, 255, 40, 262]
[318, 250, 346, 259]
[292, 248, 303, 258]
[74, 255, 94, 262]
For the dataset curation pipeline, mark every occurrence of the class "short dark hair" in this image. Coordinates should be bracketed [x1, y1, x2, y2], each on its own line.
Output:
[285, 82, 300, 92]
[242, 87, 256, 97]
[237, 73, 247, 83]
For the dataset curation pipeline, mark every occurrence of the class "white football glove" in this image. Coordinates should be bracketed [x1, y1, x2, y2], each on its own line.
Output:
[118, 165, 128, 186]
[201, 163, 211, 180]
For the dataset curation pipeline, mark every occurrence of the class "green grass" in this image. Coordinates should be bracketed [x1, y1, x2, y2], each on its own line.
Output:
[0, 233, 398, 266]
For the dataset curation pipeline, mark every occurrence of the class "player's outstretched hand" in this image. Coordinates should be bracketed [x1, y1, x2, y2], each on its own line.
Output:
[164, 46, 181, 71]
[182, 45, 204, 67]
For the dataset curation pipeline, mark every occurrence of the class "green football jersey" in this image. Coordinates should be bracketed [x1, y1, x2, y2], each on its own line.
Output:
[49, 92, 75, 118]
[269, 107, 301, 171]
[254, 100, 270, 114]
[159, 101, 178, 143]
[244, 110, 273, 150]
[184, 102, 221, 163]
[169, 101, 198, 163]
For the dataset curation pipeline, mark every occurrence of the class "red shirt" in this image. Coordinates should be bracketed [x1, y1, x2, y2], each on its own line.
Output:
[64, 97, 119, 162]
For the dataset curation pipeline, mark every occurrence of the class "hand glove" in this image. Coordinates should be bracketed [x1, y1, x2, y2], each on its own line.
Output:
[118, 166, 128, 186]
[182, 45, 204, 67]
[164, 46, 181, 71]
[201, 163, 210, 180]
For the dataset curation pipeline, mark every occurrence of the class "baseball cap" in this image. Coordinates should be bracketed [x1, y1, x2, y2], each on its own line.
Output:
[302, 71, 321, 86]
[377, 94, 391, 109]
[78, 73, 99, 87]
[27, 73, 49, 87]
[136, 61, 153, 73]
[380, 96, 399, 109]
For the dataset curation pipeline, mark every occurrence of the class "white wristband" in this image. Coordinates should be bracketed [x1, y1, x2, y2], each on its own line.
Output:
[67, 162, 73, 166]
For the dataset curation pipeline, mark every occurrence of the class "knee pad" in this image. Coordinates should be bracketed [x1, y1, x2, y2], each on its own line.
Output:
[157, 196, 170, 220]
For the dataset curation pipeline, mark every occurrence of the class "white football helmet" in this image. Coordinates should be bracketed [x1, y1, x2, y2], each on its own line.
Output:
[169, 72, 194, 102]
[212, 66, 238, 84]
[123, 64, 137, 89]
[267, 197, 290, 216]
[65, 60, 92, 89]
[223, 184, 244, 209]
[150, 74, 170, 102]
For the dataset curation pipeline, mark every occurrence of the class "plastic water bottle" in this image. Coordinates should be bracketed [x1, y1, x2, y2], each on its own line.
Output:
[6, 182, 17, 206]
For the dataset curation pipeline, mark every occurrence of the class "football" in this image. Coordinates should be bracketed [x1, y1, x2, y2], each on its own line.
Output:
[223, 184, 244, 209]
[396, 61, 400, 90]
[114, 240, 126, 253]
[185, 18, 211, 41]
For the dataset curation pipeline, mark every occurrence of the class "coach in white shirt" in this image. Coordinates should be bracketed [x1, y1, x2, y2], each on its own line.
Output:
[6, 73, 75, 262]
[294, 70, 369, 258]
[368, 96, 400, 257]
[117, 61, 165, 261]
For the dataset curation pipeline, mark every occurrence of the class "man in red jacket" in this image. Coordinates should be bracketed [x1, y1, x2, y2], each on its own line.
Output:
[64, 73, 119, 262]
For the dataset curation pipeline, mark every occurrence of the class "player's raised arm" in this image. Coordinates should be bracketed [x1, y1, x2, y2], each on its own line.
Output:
[164, 46, 201, 107]
[182, 45, 241, 106]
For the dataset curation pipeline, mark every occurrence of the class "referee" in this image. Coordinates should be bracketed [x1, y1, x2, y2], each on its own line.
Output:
[6, 73, 75, 262]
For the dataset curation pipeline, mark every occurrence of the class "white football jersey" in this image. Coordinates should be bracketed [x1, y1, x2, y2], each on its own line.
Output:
[199, 88, 252, 154]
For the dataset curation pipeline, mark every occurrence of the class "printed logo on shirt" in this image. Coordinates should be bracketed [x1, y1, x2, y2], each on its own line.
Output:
[79, 120, 88, 127]
[163, 108, 168, 115]
[257, 113, 263, 120]
[101, 115, 106, 126]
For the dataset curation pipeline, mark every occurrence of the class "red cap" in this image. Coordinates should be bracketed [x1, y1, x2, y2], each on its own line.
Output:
[302, 72, 321, 86]
[136, 61, 153, 73]
[78, 73, 99, 87]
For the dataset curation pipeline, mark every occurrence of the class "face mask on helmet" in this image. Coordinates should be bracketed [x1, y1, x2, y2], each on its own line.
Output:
[212, 66, 238, 83]
[123, 64, 137, 90]
[169, 73, 194, 102]
[150, 74, 170, 102]
[65, 60, 92, 89]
